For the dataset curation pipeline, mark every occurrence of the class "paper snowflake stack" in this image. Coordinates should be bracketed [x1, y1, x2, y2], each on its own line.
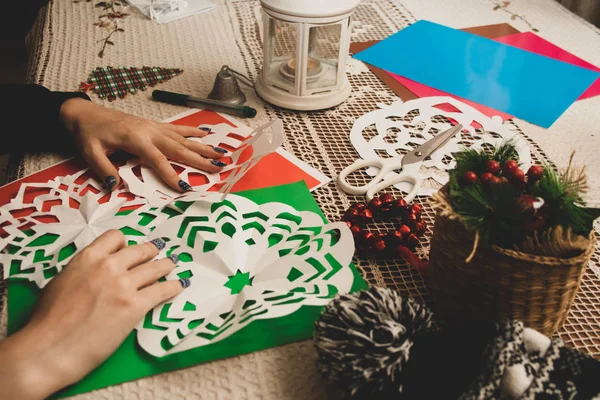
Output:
[120, 119, 284, 206]
[0, 170, 156, 288]
[1, 173, 356, 357]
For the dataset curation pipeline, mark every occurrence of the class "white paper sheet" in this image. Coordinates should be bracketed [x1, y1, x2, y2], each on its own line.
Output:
[125, 0, 216, 24]
[217, 119, 284, 196]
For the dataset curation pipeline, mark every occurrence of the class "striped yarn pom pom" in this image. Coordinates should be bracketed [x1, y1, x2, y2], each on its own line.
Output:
[314, 287, 434, 398]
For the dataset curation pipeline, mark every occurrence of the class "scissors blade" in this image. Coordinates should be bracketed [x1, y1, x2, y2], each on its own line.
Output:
[402, 124, 463, 166]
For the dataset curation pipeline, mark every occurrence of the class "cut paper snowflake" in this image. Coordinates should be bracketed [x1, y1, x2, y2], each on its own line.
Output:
[136, 192, 355, 357]
[120, 118, 285, 207]
[0, 170, 156, 288]
[349, 96, 531, 197]
[217, 119, 284, 196]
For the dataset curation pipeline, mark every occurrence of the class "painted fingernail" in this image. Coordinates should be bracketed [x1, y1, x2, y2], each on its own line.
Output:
[150, 238, 166, 250]
[211, 160, 227, 167]
[212, 146, 228, 154]
[178, 180, 192, 191]
[199, 127, 212, 132]
[168, 254, 179, 264]
[105, 176, 117, 191]
[179, 278, 191, 289]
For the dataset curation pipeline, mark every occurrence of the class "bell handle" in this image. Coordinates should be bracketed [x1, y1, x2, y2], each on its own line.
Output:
[223, 65, 255, 88]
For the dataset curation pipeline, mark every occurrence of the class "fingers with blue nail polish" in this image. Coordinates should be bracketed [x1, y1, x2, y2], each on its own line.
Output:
[150, 238, 166, 250]
[168, 254, 179, 264]
[212, 146, 228, 154]
[105, 176, 117, 191]
[211, 160, 227, 167]
[178, 180, 192, 191]
[199, 127, 212, 132]
[179, 278, 191, 288]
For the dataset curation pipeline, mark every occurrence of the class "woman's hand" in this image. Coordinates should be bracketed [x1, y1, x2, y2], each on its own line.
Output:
[59, 98, 228, 192]
[0, 230, 186, 400]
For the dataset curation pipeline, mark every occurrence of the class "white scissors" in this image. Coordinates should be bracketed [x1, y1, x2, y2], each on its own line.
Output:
[339, 124, 463, 202]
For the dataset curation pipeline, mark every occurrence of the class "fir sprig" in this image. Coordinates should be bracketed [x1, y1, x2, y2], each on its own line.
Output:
[448, 145, 594, 248]
[528, 157, 593, 236]
[450, 168, 522, 246]
[452, 141, 519, 179]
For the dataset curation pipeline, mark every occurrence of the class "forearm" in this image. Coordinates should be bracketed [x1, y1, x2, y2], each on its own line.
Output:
[0, 323, 68, 400]
[0, 84, 90, 154]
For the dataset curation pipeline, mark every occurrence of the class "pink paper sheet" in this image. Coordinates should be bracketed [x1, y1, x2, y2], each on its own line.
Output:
[495, 32, 600, 100]
[387, 32, 600, 120]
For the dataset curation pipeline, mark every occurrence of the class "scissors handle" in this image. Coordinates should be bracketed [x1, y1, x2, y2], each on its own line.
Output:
[338, 158, 394, 195]
[365, 170, 421, 202]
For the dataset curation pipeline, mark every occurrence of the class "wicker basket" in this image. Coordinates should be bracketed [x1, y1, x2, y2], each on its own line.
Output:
[427, 187, 595, 336]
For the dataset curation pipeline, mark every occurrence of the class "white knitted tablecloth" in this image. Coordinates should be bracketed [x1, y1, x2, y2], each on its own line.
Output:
[1, 0, 599, 398]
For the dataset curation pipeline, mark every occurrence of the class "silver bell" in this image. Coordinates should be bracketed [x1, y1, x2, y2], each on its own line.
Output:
[208, 66, 247, 105]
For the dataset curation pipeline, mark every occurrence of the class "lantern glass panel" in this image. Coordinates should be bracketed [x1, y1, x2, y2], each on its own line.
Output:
[265, 15, 298, 93]
[305, 23, 342, 92]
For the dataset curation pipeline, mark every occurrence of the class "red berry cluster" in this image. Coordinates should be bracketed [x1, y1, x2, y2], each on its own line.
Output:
[461, 159, 548, 234]
[516, 194, 547, 233]
[463, 159, 544, 188]
[343, 193, 426, 257]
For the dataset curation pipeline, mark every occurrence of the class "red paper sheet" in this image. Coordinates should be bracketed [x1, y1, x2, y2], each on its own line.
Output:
[386, 31, 600, 119]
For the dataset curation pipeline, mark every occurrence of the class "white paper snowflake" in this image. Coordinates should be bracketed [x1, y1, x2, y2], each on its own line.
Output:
[136, 192, 355, 357]
[350, 96, 532, 196]
[0, 170, 155, 288]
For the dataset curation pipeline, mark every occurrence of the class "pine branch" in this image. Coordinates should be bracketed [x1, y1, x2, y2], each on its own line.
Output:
[448, 144, 594, 247]
[527, 154, 594, 235]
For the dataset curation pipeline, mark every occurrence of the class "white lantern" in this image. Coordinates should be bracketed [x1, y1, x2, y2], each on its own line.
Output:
[255, 0, 361, 111]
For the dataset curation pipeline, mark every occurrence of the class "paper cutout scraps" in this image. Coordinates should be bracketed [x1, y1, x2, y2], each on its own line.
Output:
[126, 0, 216, 24]
[349, 96, 531, 197]
[0, 170, 154, 288]
[120, 118, 285, 207]
[217, 119, 284, 196]
[136, 192, 355, 357]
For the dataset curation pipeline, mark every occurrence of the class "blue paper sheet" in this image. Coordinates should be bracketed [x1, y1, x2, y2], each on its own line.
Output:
[354, 20, 600, 128]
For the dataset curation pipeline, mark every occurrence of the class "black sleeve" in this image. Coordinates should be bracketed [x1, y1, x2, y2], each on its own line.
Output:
[3, 1, 50, 39]
[0, 84, 91, 154]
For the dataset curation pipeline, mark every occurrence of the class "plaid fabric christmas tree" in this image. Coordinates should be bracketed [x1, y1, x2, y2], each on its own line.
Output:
[79, 66, 183, 101]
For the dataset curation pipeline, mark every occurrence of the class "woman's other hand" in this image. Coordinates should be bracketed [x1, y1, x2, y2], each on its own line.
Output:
[59, 98, 228, 192]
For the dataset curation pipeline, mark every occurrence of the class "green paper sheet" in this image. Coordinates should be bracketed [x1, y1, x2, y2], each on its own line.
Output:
[7, 181, 367, 398]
